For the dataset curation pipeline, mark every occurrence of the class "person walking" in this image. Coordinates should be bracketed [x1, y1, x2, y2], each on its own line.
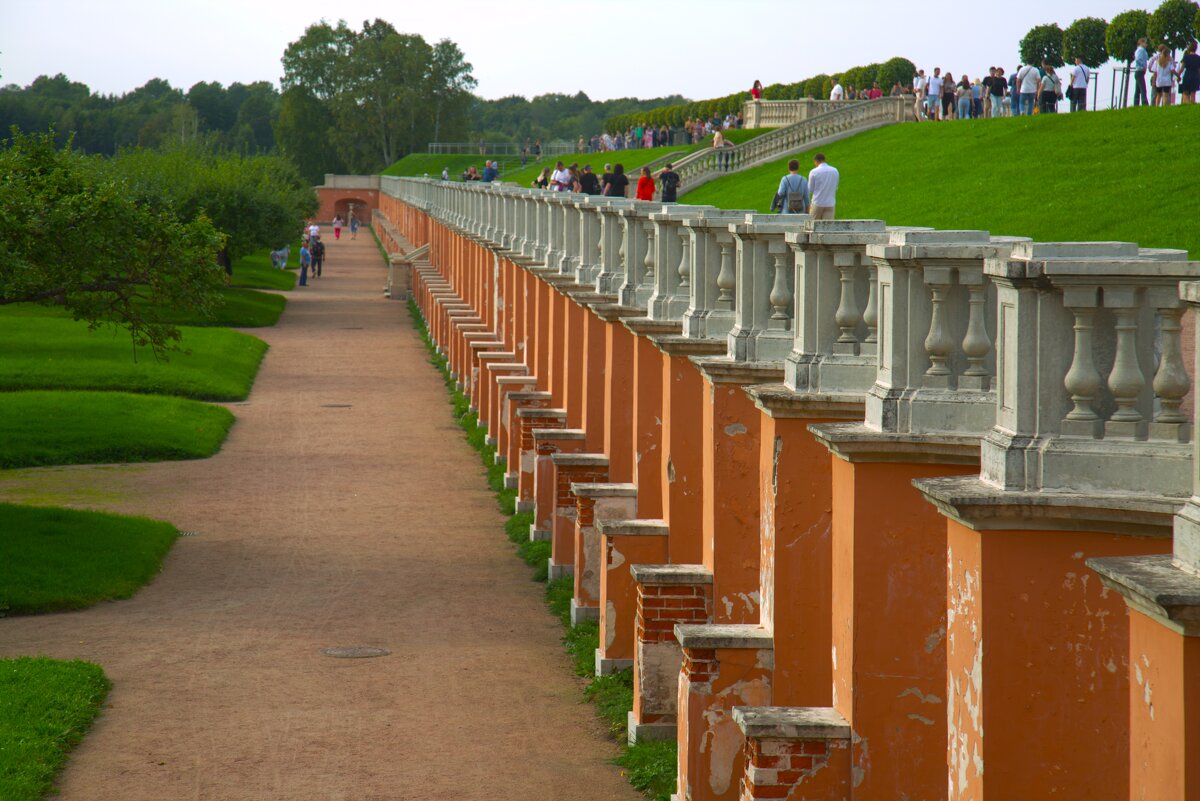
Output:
[1150, 45, 1177, 106]
[774, 159, 810, 214]
[956, 76, 973, 120]
[551, 161, 572, 191]
[599, 163, 612, 194]
[606, 163, 629, 198]
[808, 153, 839, 220]
[1039, 62, 1061, 113]
[299, 240, 311, 286]
[349, 213, 359, 240]
[1069, 57, 1089, 112]
[311, 235, 325, 279]
[1179, 41, 1200, 104]
[579, 164, 601, 195]
[658, 163, 681, 203]
[482, 160, 498, 182]
[532, 167, 551, 189]
[1017, 62, 1040, 116]
[1133, 38, 1150, 107]
[332, 214, 343, 240]
[927, 68, 944, 120]
[635, 166, 655, 200]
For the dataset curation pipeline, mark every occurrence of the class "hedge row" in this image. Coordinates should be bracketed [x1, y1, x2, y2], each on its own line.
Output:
[603, 57, 916, 132]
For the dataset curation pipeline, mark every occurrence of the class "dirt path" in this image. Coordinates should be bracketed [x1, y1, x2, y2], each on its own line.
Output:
[0, 232, 642, 801]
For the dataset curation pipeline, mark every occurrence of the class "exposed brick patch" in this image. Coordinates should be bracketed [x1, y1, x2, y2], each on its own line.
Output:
[635, 583, 713, 643]
[556, 465, 608, 508]
[739, 738, 843, 801]
[681, 647, 718, 684]
[576, 495, 596, 527]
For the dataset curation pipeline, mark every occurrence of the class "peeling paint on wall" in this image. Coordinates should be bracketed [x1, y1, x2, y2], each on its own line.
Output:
[724, 422, 748, 437]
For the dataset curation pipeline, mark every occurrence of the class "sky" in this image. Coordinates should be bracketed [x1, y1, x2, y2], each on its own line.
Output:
[1, 0, 1141, 104]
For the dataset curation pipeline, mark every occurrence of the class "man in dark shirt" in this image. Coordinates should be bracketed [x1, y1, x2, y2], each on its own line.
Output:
[311, 236, 325, 278]
[579, 164, 601, 195]
[981, 69, 995, 116]
[658, 163, 681, 203]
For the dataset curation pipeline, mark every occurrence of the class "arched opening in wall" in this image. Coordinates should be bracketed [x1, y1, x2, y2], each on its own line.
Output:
[335, 198, 372, 224]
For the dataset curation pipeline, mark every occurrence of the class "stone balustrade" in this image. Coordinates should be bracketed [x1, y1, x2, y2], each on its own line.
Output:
[377, 174, 1200, 801]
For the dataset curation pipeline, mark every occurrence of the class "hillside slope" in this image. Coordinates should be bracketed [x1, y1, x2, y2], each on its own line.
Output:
[684, 105, 1199, 257]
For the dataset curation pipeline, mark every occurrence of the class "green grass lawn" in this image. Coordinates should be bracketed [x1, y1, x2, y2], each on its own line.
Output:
[0, 391, 234, 469]
[0, 316, 267, 401]
[684, 104, 1200, 257]
[230, 249, 297, 290]
[0, 657, 110, 801]
[0, 503, 178, 615]
[1, 286, 286, 329]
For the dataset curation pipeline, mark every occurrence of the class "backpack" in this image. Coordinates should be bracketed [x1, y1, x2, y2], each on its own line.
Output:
[661, 171, 679, 191]
[784, 174, 806, 213]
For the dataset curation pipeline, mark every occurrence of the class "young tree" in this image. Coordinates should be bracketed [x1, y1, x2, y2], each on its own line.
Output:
[0, 131, 224, 355]
[1107, 9, 1152, 63]
[1020, 23, 1066, 67]
[1063, 17, 1110, 66]
[1149, 0, 1200, 53]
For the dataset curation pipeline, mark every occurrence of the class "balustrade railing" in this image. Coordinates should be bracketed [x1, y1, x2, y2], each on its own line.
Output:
[680, 211, 756, 340]
[980, 241, 1198, 498]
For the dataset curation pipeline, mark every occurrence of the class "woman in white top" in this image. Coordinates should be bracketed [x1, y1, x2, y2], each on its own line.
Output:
[1039, 67, 1060, 113]
[1150, 45, 1177, 106]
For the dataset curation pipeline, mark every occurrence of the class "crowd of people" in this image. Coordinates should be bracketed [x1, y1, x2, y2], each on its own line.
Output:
[527, 160, 683, 202]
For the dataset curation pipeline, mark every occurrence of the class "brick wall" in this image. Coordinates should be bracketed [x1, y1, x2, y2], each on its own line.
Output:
[637, 584, 712, 644]
[739, 737, 850, 801]
[556, 466, 609, 509]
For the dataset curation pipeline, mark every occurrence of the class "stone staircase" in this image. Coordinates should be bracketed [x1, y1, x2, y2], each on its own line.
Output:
[643, 97, 908, 199]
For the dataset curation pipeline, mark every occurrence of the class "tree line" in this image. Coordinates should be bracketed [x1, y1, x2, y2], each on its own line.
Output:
[1020, 0, 1200, 69]
[0, 18, 697, 183]
[604, 58, 917, 132]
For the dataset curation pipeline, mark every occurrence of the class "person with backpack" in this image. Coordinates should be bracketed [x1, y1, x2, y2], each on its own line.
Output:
[774, 159, 810, 215]
[299, 241, 311, 287]
[658, 163, 681, 203]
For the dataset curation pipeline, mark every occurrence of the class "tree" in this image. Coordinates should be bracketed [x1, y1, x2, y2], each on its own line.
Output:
[1107, 9, 1152, 63]
[876, 58, 917, 92]
[274, 87, 343, 184]
[1020, 23, 1066, 66]
[1149, 0, 1200, 52]
[0, 131, 224, 355]
[280, 20, 357, 101]
[1063, 17, 1110, 66]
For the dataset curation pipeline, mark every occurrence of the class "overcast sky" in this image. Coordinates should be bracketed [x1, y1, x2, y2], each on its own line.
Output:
[2, 0, 1140, 103]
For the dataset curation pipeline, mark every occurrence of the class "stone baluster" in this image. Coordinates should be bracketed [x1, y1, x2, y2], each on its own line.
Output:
[646, 207, 713, 321]
[783, 220, 891, 394]
[980, 240, 1195, 495]
[863, 229, 1014, 436]
[716, 240, 736, 309]
[727, 215, 802, 362]
[543, 193, 564, 269]
[769, 251, 791, 328]
[681, 210, 750, 340]
[557, 194, 580, 275]
[1151, 301, 1190, 439]
[574, 197, 603, 287]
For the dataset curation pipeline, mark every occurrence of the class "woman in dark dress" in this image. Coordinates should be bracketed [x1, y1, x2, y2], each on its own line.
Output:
[607, 163, 629, 198]
[1179, 41, 1200, 104]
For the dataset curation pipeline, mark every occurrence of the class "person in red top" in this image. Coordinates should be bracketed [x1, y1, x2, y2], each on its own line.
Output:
[867, 82, 883, 99]
[751, 79, 763, 100]
[636, 166, 656, 200]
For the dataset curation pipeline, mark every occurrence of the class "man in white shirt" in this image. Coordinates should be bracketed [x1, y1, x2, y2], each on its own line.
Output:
[1133, 38, 1150, 106]
[926, 68, 944, 120]
[912, 69, 927, 121]
[550, 161, 572, 192]
[1069, 57, 1089, 112]
[1017, 62, 1041, 116]
[830, 80, 845, 101]
[808, 153, 840, 220]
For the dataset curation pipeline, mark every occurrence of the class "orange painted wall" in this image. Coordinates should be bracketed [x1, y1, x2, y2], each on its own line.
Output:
[633, 336, 665, 519]
[759, 417, 835, 708]
[604, 323, 636, 483]
[947, 519, 1172, 801]
[1128, 607, 1200, 801]
[581, 312, 608, 453]
[662, 354, 706, 565]
[701, 381, 762, 624]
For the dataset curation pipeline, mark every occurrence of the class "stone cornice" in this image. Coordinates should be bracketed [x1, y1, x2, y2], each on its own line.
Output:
[692, 357, 785, 385]
[1088, 554, 1200, 636]
[914, 475, 1180, 537]
[648, 334, 729, 357]
[807, 423, 980, 464]
[745, 384, 865, 420]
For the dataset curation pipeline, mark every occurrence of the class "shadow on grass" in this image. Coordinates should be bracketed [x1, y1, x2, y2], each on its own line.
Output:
[407, 298, 675, 800]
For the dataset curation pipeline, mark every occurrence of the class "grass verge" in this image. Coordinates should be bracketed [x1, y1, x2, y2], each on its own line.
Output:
[0, 316, 268, 402]
[0, 391, 234, 469]
[0, 503, 178, 615]
[0, 657, 110, 801]
[407, 298, 674, 799]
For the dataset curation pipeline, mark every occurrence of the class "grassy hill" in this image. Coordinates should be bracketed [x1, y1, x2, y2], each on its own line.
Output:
[683, 104, 1200, 257]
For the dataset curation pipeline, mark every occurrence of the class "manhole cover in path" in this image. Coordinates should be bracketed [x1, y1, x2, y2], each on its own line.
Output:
[322, 646, 390, 659]
[320, 403, 353, 408]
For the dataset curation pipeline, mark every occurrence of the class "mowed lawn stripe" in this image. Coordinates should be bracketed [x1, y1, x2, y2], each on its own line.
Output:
[0, 317, 267, 401]
[0, 391, 234, 469]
